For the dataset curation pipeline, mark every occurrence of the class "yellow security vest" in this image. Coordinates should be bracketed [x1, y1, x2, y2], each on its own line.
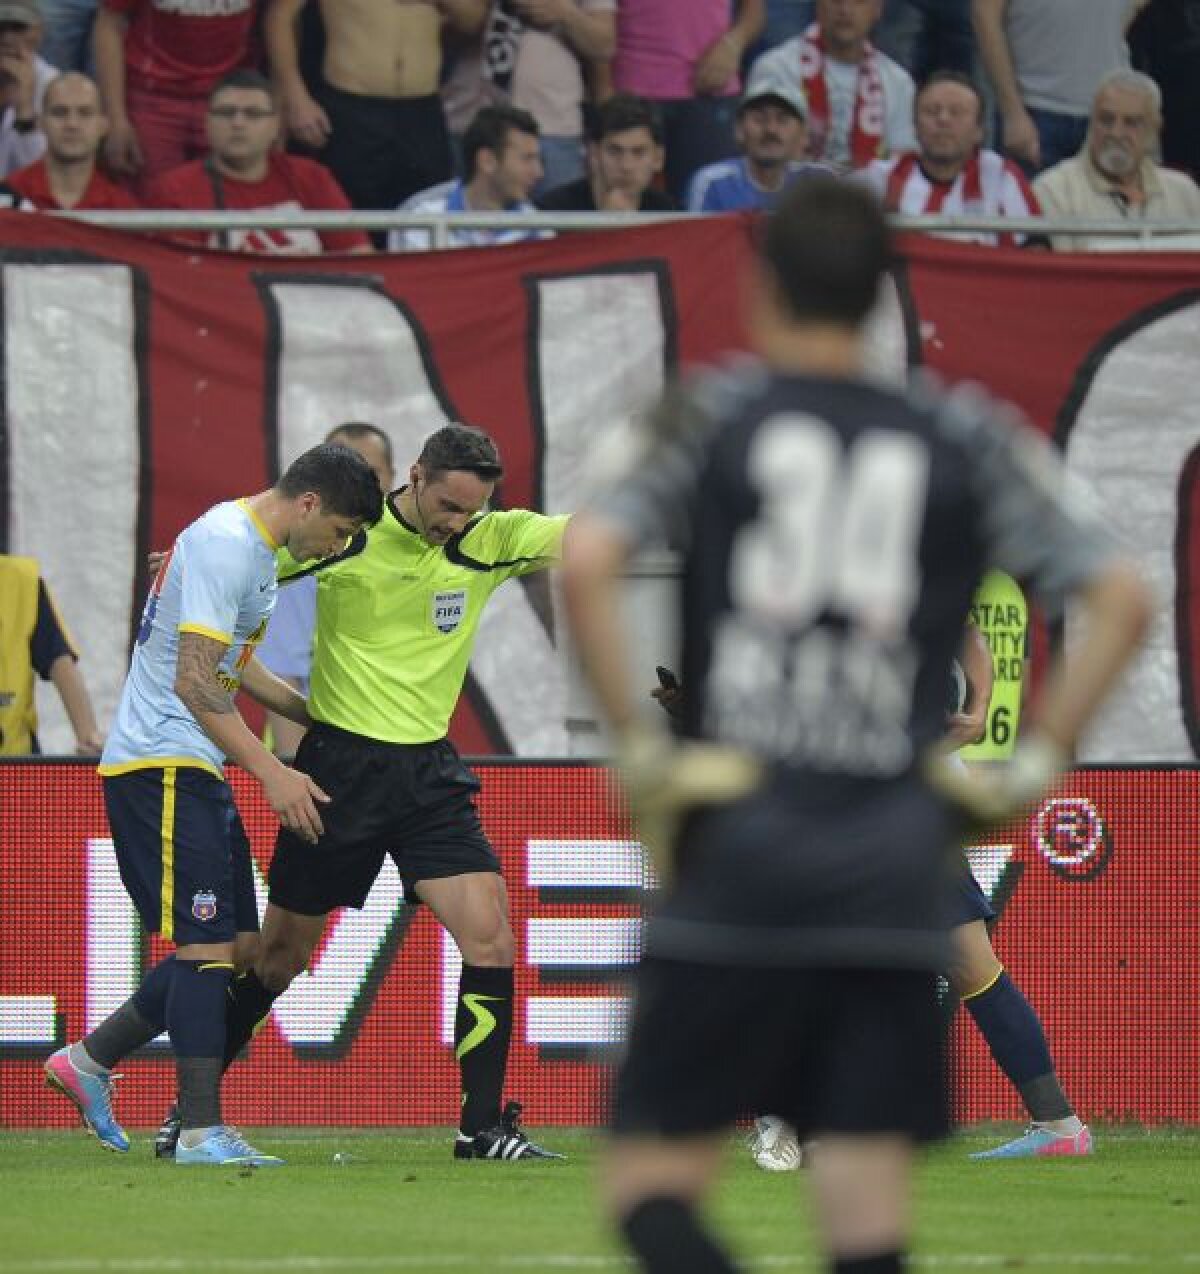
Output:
[960, 570, 1028, 761]
[0, 555, 41, 754]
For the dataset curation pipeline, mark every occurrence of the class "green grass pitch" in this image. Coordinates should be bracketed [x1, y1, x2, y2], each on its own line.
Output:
[4, 1125, 1198, 1272]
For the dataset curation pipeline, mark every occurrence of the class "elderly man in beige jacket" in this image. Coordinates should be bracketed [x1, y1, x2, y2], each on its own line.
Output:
[1033, 69, 1200, 251]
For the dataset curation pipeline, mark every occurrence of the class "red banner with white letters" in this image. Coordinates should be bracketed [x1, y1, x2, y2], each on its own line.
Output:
[1, 761, 1198, 1128]
[0, 213, 1197, 761]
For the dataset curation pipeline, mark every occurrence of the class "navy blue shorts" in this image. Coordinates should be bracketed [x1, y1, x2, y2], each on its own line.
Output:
[102, 767, 260, 945]
[947, 855, 997, 928]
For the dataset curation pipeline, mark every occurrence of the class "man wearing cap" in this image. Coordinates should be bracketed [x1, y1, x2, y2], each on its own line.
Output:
[749, 0, 915, 173]
[686, 74, 825, 212]
[0, 0, 55, 178]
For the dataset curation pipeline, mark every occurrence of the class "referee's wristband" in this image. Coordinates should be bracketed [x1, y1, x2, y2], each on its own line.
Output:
[13, 116, 36, 134]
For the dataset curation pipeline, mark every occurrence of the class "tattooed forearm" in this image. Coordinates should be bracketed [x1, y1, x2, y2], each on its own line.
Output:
[175, 631, 236, 716]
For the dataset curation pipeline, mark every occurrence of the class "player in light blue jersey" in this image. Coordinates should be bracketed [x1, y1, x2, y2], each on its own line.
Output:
[45, 444, 382, 1167]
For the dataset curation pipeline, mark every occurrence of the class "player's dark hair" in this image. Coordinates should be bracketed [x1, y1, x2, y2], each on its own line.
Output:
[917, 70, 985, 123]
[417, 425, 504, 483]
[763, 177, 892, 326]
[277, 442, 384, 524]
[463, 105, 540, 176]
[209, 68, 278, 107]
[326, 421, 394, 467]
[587, 93, 664, 146]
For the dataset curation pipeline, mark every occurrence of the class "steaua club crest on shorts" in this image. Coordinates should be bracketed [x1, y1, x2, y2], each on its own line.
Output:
[191, 890, 219, 922]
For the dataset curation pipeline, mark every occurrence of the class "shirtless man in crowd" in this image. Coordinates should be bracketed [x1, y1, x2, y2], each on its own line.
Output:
[264, 0, 487, 213]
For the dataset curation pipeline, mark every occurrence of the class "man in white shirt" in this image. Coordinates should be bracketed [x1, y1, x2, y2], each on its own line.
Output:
[0, 0, 55, 178]
[1033, 69, 1200, 252]
[389, 103, 549, 251]
[749, 0, 915, 172]
[862, 71, 1040, 245]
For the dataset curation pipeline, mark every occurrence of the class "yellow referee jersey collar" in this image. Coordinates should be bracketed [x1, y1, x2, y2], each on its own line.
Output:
[387, 487, 421, 535]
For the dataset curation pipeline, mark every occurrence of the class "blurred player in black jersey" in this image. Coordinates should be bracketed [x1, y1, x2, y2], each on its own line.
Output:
[563, 177, 1151, 1274]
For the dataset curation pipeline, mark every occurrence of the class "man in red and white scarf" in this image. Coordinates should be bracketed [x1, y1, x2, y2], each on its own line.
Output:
[862, 71, 1042, 246]
[749, 0, 914, 171]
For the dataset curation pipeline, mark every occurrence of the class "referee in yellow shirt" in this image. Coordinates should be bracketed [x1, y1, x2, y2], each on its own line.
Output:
[160, 423, 567, 1162]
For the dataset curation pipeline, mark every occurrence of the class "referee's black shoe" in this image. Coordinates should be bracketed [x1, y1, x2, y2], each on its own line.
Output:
[154, 1103, 181, 1159]
[454, 1100, 565, 1161]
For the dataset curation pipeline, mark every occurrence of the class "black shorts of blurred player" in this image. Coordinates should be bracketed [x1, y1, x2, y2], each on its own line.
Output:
[613, 957, 947, 1145]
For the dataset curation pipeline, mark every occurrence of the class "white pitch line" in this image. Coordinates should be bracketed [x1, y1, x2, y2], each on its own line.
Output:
[7, 1254, 1200, 1273]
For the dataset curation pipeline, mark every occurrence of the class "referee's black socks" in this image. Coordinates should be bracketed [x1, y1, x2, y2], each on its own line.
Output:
[222, 968, 281, 1072]
[455, 964, 514, 1135]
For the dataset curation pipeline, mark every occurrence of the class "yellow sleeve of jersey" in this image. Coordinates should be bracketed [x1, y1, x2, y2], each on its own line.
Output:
[459, 510, 570, 580]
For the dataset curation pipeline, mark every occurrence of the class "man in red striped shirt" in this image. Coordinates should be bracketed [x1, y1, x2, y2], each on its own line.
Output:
[3, 71, 138, 208]
[863, 70, 1041, 246]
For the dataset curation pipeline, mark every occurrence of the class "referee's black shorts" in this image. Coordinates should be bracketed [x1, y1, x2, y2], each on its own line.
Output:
[611, 958, 949, 1145]
[267, 723, 501, 915]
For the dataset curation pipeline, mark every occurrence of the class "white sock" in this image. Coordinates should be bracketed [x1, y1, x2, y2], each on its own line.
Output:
[178, 1125, 220, 1149]
[1038, 1115, 1084, 1137]
[67, 1042, 107, 1077]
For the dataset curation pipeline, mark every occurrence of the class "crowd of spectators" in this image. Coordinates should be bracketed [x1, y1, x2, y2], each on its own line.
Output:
[0, 0, 1195, 253]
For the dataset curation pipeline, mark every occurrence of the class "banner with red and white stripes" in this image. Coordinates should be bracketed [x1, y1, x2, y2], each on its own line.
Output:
[0, 213, 1198, 760]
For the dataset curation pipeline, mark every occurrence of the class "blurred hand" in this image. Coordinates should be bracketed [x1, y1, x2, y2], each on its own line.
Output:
[616, 725, 761, 881]
[650, 682, 684, 720]
[74, 731, 106, 756]
[0, 46, 35, 115]
[513, 0, 568, 27]
[105, 118, 144, 177]
[924, 734, 1065, 830]
[284, 88, 332, 149]
[1001, 106, 1041, 170]
[942, 709, 987, 749]
[691, 31, 740, 96]
[594, 182, 639, 212]
[263, 764, 330, 845]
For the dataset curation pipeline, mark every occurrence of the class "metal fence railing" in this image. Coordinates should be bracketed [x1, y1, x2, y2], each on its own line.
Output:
[32, 208, 1200, 250]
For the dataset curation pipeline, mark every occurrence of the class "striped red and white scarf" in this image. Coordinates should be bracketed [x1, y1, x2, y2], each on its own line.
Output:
[797, 22, 886, 168]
